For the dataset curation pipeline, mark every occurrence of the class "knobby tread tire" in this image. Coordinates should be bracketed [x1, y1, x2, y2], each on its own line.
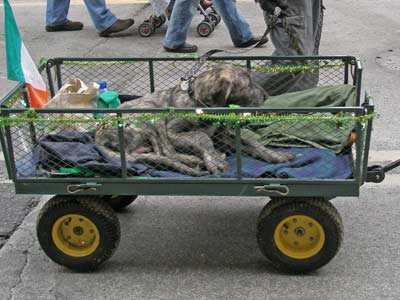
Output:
[37, 195, 120, 272]
[103, 195, 138, 211]
[256, 197, 343, 273]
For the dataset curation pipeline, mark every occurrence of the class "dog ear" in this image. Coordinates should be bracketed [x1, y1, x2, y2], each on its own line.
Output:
[219, 80, 233, 106]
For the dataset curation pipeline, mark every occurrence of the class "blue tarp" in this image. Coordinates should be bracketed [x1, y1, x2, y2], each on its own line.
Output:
[27, 132, 353, 179]
[150, 147, 353, 179]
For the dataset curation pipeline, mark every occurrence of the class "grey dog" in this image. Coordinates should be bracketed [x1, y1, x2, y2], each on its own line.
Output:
[95, 64, 294, 176]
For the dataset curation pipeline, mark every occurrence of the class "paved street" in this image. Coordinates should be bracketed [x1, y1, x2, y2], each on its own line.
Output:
[0, 0, 399, 299]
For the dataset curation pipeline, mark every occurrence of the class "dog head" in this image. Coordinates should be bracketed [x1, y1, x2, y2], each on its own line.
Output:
[192, 64, 267, 107]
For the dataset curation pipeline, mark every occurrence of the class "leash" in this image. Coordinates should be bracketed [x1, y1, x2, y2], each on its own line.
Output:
[180, 7, 303, 95]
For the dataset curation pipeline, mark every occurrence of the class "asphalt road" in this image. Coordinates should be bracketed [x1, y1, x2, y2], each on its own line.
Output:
[0, 0, 399, 299]
[0, 155, 40, 250]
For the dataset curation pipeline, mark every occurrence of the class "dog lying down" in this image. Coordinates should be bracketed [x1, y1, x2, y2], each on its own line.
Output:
[95, 64, 295, 176]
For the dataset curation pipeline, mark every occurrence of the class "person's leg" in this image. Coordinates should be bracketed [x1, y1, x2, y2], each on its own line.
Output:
[212, 0, 253, 46]
[46, 0, 84, 31]
[46, 0, 70, 26]
[254, 0, 324, 94]
[268, 0, 323, 56]
[83, 0, 118, 32]
[163, 0, 199, 49]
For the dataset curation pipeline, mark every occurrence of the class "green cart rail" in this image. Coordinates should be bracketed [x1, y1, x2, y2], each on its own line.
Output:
[1, 55, 390, 273]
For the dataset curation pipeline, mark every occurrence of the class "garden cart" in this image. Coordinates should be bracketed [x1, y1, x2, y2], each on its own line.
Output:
[1, 55, 398, 273]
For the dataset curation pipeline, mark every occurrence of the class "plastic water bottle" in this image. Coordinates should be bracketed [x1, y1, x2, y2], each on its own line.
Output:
[98, 81, 108, 95]
[95, 81, 108, 118]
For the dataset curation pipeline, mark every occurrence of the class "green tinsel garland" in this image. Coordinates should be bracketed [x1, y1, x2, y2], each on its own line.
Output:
[62, 60, 344, 74]
[5, 90, 25, 109]
[0, 110, 375, 127]
[64, 61, 136, 66]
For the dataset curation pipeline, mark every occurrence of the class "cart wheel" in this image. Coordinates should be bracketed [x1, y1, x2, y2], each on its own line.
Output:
[197, 22, 213, 37]
[257, 197, 343, 273]
[37, 195, 120, 271]
[103, 195, 137, 211]
[139, 21, 155, 37]
[208, 13, 219, 26]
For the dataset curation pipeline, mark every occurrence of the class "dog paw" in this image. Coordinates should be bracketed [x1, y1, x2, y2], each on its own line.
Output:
[204, 152, 230, 174]
[269, 151, 296, 163]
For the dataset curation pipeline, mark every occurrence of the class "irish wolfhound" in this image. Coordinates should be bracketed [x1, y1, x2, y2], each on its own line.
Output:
[95, 64, 294, 176]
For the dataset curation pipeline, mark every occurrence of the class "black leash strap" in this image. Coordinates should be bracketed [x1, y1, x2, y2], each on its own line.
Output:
[180, 6, 302, 94]
[180, 49, 223, 93]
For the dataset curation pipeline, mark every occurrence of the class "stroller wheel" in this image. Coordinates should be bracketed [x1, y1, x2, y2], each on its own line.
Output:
[151, 15, 165, 28]
[139, 21, 154, 37]
[159, 14, 167, 25]
[197, 21, 213, 37]
[210, 7, 222, 23]
[208, 13, 220, 26]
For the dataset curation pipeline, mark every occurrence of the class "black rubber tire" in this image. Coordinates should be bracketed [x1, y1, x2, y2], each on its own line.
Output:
[197, 21, 213, 37]
[138, 21, 155, 37]
[151, 15, 164, 28]
[257, 197, 343, 273]
[36, 195, 120, 271]
[208, 13, 219, 26]
[103, 195, 137, 211]
[211, 10, 221, 24]
[159, 14, 167, 25]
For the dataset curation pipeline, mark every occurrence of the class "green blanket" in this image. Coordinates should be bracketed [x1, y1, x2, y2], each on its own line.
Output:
[241, 85, 357, 153]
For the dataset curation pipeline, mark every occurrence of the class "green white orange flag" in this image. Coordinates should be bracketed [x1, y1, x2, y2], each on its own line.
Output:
[3, 0, 48, 108]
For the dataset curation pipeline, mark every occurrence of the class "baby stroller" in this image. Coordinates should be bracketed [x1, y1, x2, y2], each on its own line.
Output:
[138, 0, 222, 38]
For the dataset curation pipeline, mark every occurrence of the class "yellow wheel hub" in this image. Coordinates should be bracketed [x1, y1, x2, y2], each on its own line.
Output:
[52, 214, 100, 257]
[274, 215, 325, 259]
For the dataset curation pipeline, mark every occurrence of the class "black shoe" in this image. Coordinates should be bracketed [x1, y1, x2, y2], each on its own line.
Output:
[164, 43, 198, 53]
[236, 36, 269, 48]
[45, 20, 84, 32]
[99, 18, 134, 37]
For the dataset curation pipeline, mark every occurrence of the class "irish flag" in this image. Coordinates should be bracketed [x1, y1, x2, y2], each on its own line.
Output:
[4, 0, 48, 108]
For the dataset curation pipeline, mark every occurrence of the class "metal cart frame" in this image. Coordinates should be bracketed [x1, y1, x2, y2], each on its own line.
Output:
[0, 55, 385, 198]
[1, 55, 399, 273]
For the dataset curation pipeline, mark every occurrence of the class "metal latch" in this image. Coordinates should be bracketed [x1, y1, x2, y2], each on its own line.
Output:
[254, 184, 289, 196]
[67, 183, 102, 194]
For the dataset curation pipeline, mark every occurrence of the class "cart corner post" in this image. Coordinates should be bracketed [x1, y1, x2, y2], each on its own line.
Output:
[0, 109, 13, 180]
[355, 59, 363, 106]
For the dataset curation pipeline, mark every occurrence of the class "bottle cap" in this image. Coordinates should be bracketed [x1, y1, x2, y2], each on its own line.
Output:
[98, 80, 107, 89]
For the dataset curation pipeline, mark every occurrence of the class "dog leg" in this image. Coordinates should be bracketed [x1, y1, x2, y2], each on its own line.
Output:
[241, 137, 295, 163]
[126, 153, 209, 177]
[101, 146, 208, 177]
[219, 127, 295, 163]
[169, 131, 229, 174]
[154, 120, 205, 167]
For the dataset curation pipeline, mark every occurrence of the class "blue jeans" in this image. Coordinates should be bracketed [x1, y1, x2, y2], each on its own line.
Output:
[46, 0, 117, 32]
[163, 0, 253, 48]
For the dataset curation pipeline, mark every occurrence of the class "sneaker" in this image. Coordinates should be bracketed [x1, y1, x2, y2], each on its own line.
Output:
[45, 20, 84, 32]
[236, 36, 269, 48]
[99, 18, 134, 37]
[164, 43, 198, 53]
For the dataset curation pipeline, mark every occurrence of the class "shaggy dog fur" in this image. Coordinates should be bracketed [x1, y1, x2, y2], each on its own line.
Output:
[95, 64, 294, 176]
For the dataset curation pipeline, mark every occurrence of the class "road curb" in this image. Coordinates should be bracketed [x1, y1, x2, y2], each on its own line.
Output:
[0, 195, 55, 300]
[0, 196, 49, 256]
